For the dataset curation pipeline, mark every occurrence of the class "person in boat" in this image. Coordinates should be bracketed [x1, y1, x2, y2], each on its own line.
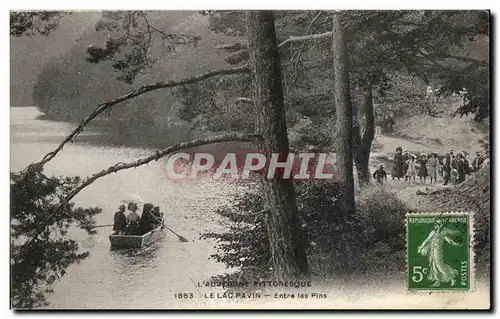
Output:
[152, 206, 162, 228]
[125, 202, 141, 235]
[113, 204, 127, 235]
[139, 203, 156, 234]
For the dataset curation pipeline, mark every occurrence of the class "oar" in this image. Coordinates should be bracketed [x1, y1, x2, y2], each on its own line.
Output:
[91, 224, 114, 228]
[161, 222, 189, 242]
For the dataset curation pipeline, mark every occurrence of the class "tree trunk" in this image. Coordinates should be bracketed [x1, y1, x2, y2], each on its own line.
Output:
[332, 13, 355, 219]
[353, 80, 375, 186]
[246, 11, 309, 280]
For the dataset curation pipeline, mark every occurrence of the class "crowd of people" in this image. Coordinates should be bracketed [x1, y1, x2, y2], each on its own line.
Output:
[385, 146, 487, 186]
[112, 202, 163, 235]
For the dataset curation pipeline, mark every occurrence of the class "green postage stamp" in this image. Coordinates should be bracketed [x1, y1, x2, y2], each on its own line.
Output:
[406, 211, 474, 292]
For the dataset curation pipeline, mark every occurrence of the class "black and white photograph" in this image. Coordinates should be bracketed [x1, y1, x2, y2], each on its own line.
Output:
[9, 7, 491, 310]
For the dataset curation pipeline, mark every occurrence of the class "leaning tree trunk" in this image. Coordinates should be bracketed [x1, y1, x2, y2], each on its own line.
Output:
[332, 13, 355, 219]
[353, 80, 375, 186]
[246, 11, 308, 280]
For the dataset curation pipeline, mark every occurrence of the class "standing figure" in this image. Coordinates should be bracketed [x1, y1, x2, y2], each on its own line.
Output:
[393, 147, 405, 180]
[443, 152, 452, 186]
[472, 151, 485, 171]
[427, 153, 439, 184]
[456, 153, 467, 184]
[451, 150, 458, 171]
[406, 154, 417, 184]
[373, 164, 388, 185]
[417, 219, 461, 287]
[403, 151, 410, 182]
[462, 151, 471, 175]
[417, 153, 429, 184]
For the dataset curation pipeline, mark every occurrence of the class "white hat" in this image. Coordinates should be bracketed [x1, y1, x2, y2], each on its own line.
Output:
[121, 194, 144, 206]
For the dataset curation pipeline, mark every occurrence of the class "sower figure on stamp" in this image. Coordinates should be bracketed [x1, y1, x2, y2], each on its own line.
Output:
[417, 219, 461, 287]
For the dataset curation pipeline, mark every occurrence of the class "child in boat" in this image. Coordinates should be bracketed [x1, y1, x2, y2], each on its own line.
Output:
[125, 203, 141, 235]
[113, 204, 127, 235]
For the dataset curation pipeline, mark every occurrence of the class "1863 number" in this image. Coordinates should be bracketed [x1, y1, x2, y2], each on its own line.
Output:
[174, 293, 194, 299]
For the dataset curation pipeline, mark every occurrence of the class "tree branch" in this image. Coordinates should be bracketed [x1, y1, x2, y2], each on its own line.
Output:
[215, 42, 248, 52]
[436, 54, 488, 67]
[235, 97, 254, 104]
[25, 132, 262, 250]
[64, 132, 261, 203]
[32, 65, 251, 169]
[287, 11, 323, 91]
[278, 31, 332, 48]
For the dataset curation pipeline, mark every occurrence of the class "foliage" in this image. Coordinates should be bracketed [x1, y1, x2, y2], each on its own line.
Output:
[372, 71, 431, 120]
[10, 11, 68, 37]
[200, 190, 268, 271]
[202, 180, 411, 282]
[436, 62, 489, 121]
[346, 11, 489, 120]
[86, 11, 202, 83]
[23, 10, 490, 150]
[172, 73, 255, 134]
[355, 185, 407, 249]
[10, 166, 100, 308]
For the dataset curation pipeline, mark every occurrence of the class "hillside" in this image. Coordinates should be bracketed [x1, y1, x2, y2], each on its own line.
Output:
[10, 12, 102, 106]
[368, 99, 489, 170]
[363, 101, 490, 272]
[10, 12, 232, 108]
[13, 11, 241, 148]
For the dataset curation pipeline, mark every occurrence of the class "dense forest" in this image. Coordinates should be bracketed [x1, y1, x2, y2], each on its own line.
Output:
[10, 10, 490, 308]
[16, 11, 489, 150]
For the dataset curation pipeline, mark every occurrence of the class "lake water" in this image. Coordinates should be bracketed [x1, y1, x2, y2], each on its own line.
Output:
[10, 107, 247, 309]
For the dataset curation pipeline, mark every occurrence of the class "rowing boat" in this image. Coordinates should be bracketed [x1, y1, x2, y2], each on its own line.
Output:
[109, 213, 165, 248]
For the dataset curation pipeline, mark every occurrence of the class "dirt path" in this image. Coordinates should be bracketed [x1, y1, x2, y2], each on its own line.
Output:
[366, 133, 480, 211]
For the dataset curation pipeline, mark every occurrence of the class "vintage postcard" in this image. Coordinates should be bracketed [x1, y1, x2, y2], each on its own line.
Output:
[10, 9, 490, 310]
